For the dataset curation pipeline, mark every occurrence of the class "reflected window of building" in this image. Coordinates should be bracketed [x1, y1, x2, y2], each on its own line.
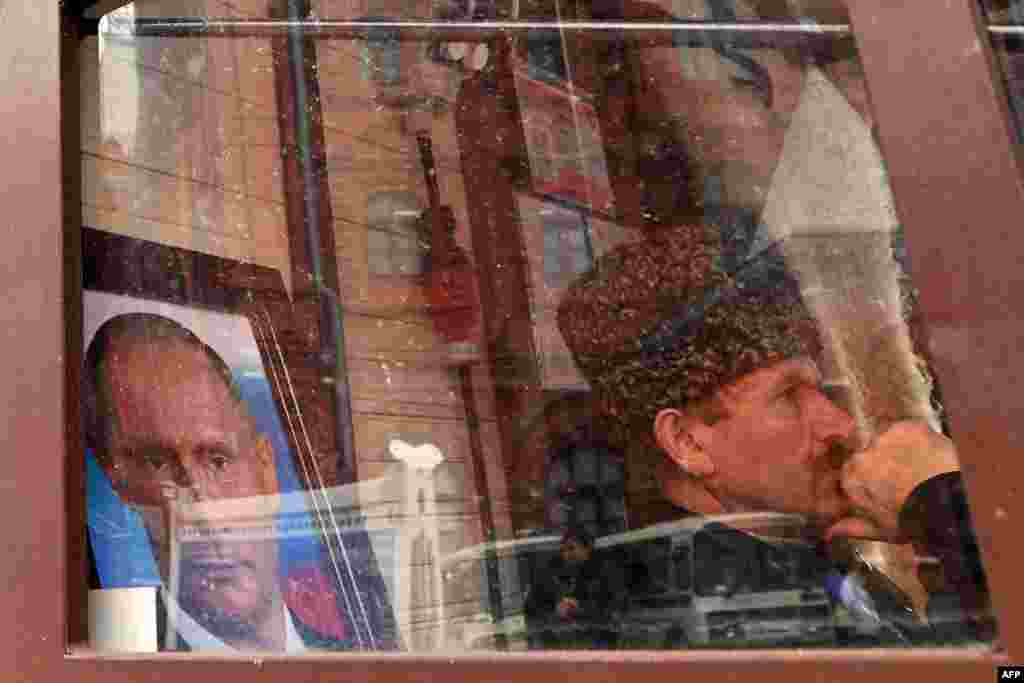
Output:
[542, 207, 592, 289]
[367, 191, 427, 277]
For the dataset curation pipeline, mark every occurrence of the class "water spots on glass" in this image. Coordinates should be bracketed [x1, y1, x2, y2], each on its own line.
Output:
[79, 1, 992, 653]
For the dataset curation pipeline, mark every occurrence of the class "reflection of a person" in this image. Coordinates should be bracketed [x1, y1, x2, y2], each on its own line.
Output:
[84, 313, 350, 651]
[525, 528, 618, 649]
[592, 1, 871, 230]
[557, 224, 990, 634]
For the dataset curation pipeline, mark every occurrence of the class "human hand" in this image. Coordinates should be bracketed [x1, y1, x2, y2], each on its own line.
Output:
[826, 421, 959, 542]
[557, 597, 579, 620]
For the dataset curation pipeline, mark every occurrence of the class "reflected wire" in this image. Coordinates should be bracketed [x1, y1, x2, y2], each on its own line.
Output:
[254, 308, 378, 649]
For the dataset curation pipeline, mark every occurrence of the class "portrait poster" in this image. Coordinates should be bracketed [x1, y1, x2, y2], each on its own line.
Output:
[84, 263, 400, 650]
[85, 292, 331, 585]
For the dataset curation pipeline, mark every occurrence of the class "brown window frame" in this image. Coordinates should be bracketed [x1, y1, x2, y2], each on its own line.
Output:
[2, 0, 1021, 680]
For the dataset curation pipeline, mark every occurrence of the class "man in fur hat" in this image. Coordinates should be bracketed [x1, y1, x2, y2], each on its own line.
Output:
[557, 223, 988, 632]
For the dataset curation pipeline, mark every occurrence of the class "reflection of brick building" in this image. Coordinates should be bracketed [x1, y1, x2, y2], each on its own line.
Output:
[81, 0, 507, 651]
[80, 0, 933, 650]
[83, 0, 643, 642]
[86, 0, 638, 524]
[81, 0, 609, 651]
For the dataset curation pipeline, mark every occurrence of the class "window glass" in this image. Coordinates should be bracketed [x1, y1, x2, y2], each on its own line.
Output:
[79, 0, 995, 655]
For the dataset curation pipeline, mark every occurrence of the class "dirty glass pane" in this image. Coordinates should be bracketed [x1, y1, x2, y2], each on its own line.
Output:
[79, 0, 994, 655]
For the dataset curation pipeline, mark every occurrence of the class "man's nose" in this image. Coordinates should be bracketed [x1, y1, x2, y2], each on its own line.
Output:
[164, 458, 208, 502]
[808, 389, 856, 446]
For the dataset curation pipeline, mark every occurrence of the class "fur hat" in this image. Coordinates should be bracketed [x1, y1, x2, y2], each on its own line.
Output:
[557, 219, 820, 441]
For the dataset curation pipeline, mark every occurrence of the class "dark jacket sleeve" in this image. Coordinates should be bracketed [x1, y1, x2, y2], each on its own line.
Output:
[898, 471, 990, 613]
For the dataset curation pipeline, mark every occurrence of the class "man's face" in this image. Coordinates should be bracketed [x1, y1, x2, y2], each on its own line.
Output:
[658, 46, 871, 213]
[99, 339, 280, 636]
[701, 358, 856, 525]
[666, 47, 806, 211]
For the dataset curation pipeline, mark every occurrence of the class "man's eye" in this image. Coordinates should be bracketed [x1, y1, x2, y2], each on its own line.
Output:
[207, 453, 231, 471]
[142, 453, 169, 472]
[731, 75, 758, 91]
[773, 385, 803, 412]
[720, 50, 773, 108]
[776, 385, 799, 401]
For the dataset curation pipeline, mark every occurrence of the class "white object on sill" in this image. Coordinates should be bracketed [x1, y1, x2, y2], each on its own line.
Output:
[88, 586, 158, 653]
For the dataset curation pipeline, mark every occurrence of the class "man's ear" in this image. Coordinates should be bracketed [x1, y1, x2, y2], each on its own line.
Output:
[653, 408, 716, 478]
[254, 434, 282, 518]
[255, 435, 280, 496]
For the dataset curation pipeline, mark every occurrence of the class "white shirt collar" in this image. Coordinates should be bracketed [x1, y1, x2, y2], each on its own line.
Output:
[161, 588, 306, 653]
